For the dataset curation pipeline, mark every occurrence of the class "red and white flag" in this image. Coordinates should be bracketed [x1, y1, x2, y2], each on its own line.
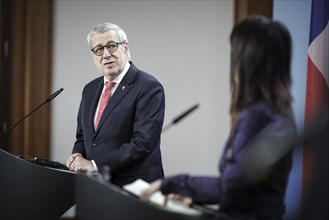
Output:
[303, 0, 329, 193]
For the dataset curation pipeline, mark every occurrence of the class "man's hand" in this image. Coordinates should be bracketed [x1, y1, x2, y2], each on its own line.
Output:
[66, 153, 96, 172]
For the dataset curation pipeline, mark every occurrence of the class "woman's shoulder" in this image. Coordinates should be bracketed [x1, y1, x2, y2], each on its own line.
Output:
[238, 101, 295, 133]
[239, 101, 273, 120]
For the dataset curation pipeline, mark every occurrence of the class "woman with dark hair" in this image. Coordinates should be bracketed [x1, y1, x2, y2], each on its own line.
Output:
[140, 16, 296, 220]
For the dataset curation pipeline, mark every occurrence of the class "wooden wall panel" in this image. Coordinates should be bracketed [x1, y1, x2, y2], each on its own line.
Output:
[235, 0, 273, 24]
[6, 0, 52, 158]
[0, 0, 10, 149]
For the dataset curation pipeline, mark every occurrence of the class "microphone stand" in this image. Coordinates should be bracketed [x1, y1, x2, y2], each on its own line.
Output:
[0, 88, 68, 169]
[0, 88, 64, 138]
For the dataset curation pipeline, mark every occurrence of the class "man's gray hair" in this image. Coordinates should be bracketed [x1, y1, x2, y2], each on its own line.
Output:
[87, 22, 131, 60]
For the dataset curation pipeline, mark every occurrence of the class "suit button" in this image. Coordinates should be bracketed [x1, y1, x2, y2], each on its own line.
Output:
[92, 143, 97, 147]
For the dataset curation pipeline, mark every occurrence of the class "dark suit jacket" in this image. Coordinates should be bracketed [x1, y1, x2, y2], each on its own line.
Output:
[72, 62, 165, 187]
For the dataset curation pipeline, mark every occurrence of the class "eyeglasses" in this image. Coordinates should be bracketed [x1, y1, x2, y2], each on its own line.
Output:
[91, 41, 125, 56]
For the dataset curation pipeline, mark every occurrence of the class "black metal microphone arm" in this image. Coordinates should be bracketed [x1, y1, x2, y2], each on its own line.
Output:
[0, 88, 64, 137]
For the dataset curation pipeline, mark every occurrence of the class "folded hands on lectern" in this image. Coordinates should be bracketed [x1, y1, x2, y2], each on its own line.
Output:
[66, 153, 96, 172]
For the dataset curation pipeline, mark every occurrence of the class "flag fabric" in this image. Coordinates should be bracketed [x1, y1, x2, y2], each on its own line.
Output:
[303, 0, 329, 196]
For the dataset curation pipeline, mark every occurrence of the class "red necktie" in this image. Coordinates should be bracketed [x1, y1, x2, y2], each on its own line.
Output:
[94, 81, 115, 129]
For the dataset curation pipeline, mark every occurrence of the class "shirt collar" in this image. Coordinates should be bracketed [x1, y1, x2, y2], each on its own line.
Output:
[103, 61, 130, 85]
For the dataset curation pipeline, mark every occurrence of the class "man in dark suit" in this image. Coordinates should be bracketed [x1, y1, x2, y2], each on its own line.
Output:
[66, 22, 165, 187]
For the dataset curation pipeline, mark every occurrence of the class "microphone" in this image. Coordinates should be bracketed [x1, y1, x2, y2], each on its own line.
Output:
[46, 88, 63, 102]
[162, 103, 199, 133]
[0, 88, 64, 137]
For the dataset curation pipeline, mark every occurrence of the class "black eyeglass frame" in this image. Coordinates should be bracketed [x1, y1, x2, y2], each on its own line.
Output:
[91, 41, 126, 56]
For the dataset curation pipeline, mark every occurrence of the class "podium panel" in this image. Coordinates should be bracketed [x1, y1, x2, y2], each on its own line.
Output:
[0, 149, 75, 220]
[75, 173, 234, 220]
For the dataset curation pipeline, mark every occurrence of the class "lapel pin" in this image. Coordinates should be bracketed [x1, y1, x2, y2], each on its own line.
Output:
[122, 86, 125, 91]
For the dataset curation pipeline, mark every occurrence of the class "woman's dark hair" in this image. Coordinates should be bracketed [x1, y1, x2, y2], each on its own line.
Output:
[230, 15, 293, 116]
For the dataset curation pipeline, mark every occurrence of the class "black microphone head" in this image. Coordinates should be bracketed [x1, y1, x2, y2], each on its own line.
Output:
[172, 103, 199, 124]
[46, 88, 64, 102]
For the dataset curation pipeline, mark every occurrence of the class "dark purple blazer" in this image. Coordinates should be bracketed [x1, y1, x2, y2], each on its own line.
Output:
[72, 62, 165, 187]
[160, 101, 296, 220]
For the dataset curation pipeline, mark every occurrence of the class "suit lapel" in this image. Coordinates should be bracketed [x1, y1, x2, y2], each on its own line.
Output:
[88, 78, 103, 133]
[94, 63, 137, 135]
